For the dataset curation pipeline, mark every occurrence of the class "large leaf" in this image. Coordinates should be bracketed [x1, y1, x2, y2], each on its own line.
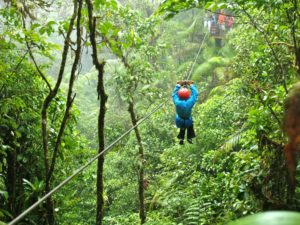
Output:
[228, 211, 300, 225]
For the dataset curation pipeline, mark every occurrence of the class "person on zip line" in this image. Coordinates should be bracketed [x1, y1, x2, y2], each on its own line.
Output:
[218, 10, 226, 34]
[210, 13, 217, 35]
[172, 80, 199, 145]
[228, 15, 234, 30]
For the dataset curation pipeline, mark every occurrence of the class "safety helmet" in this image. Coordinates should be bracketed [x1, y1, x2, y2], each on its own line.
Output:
[178, 87, 191, 100]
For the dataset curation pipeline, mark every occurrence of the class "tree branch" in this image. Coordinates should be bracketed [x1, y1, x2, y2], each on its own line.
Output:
[256, 90, 282, 127]
[9, 50, 29, 77]
[242, 7, 288, 94]
[41, 6, 77, 223]
[21, 15, 52, 91]
[46, 0, 82, 185]
[128, 100, 146, 224]
[85, 1, 107, 224]
[271, 41, 294, 49]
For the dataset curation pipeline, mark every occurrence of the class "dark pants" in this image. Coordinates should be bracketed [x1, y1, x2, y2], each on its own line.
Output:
[177, 124, 196, 140]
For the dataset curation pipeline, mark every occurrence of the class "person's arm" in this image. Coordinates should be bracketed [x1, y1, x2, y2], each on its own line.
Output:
[186, 84, 199, 107]
[190, 84, 199, 102]
[172, 84, 181, 106]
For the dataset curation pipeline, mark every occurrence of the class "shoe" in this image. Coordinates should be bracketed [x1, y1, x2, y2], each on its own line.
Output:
[179, 139, 184, 145]
[187, 139, 193, 144]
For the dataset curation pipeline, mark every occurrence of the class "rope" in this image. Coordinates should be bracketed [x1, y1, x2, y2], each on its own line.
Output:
[185, 32, 208, 81]
[8, 32, 208, 225]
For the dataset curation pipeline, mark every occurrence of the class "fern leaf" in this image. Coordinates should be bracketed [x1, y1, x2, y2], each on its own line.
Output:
[221, 127, 246, 151]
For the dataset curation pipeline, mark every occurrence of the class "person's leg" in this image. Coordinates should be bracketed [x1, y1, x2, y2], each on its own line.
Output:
[176, 115, 186, 144]
[187, 124, 196, 143]
[177, 128, 186, 144]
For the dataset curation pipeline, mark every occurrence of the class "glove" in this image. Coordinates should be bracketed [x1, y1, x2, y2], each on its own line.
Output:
[177, 80, 194, 86]
[177, 80, 184, 85]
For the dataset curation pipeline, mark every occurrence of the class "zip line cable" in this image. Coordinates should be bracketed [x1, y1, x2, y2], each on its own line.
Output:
[8, 32, 208, 225]
[8, 103, 164, 225]
[185, 32, 208, 81]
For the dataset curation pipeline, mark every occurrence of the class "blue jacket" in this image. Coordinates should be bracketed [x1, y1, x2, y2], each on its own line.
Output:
[172, 84, 198, 128]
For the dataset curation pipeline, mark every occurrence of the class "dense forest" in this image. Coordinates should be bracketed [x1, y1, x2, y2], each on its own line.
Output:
[1, 0, 300, 224]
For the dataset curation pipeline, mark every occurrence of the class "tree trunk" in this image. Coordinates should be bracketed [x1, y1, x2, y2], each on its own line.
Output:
[6, 148, 16, 216]
[46, 0, 82, 186]
[128, 101, 146, 224]
[38, 1, 78, 224]
[85, 0, 108, 224]
[44, 184, 54, 225]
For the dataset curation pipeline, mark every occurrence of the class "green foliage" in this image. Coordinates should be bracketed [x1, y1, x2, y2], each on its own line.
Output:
[156, 0, 201, 19]
[0, 48, 47, 222]
[147, 78, 269, 224]
[228, 211, 300, 225]
[1, 0, 300, 224]
[183, 200, 201, 225]
[0, 2, 93, 224]
[193, 56, 229, 81]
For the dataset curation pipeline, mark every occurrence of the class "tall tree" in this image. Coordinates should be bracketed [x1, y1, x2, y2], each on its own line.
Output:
[85, 0, 108, 224]
[19, 0, 83, 223]
[38, 2, 78, 223]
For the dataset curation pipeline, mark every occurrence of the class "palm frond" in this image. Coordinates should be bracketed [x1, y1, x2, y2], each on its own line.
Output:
[221, 127, 246, 151]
